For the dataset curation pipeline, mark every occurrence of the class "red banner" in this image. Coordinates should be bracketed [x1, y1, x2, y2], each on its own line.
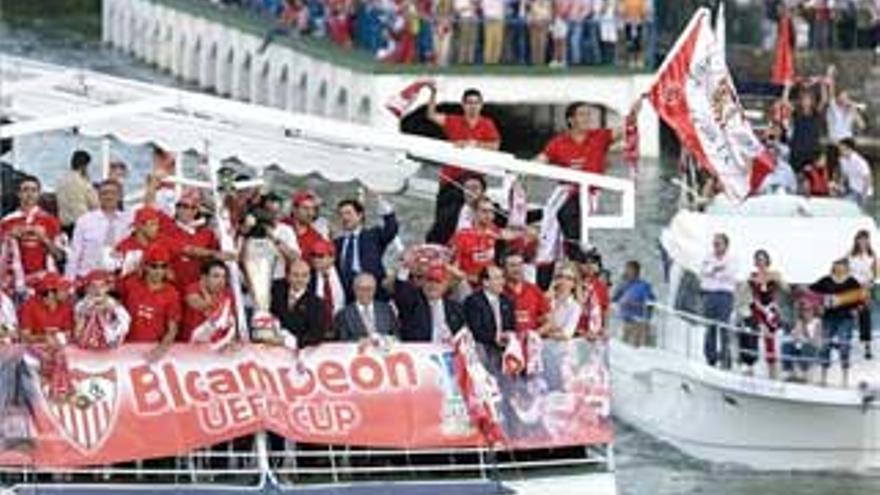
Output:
[0, 341, 611, 467]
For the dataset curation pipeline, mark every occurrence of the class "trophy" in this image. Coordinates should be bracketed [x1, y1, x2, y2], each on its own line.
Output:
[241, 207, 283, 344]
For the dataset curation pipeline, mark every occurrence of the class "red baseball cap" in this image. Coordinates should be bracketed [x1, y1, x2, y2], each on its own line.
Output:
[36, 273, 71, 293]
[425, 265, 448, 283]
[134, 206, 163, 225]
[311, 239, 335, 257]
[82, 269, 113, 287]
[143, 245, 171, 265]
[291, 190, 318, 208]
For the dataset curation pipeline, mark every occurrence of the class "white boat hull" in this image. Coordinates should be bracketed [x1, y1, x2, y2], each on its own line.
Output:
[610, 340, 880, 472]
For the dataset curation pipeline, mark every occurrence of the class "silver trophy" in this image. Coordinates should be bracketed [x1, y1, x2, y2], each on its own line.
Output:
[242, 234, 282, 344]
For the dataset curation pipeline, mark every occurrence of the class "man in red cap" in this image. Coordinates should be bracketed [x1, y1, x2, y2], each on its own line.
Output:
[0, 176, 66, 296]
[118, 244, 181, 361]
[18, 272, 76, 401]
[397, 264, 465, 343]
[308, 239, 345, 329]
[166, 189, 234, 293]
[284, 190, 330, 261]
[114, 206, 176, 277]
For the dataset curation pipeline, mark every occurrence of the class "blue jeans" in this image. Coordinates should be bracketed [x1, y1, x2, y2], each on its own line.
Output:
[781, 340, 817, 372]
[702, 291, 733, 368]
[819, 316, 855, 369]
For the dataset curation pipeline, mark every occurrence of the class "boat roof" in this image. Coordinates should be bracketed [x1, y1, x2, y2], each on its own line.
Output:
[660, 194, 879, 284]
[0, 55, 633, 233]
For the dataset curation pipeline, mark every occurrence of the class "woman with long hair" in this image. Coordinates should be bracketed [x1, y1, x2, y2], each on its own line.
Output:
[741, 249, 788, 378]
[545, 263, 582, 340]
[848, 229, 876, 359]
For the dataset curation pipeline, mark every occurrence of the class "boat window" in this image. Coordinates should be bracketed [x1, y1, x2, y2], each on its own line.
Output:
[673, 270, 701, 314]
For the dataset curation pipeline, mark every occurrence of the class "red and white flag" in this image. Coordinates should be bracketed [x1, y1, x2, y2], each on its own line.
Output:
[385, 80, 434, 118]
[647, 8, 774, 200]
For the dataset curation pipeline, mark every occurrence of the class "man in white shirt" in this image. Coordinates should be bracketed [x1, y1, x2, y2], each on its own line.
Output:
[700, 233, 737, 368]
[67, 180, 132, 280]
[825, 67, 865, 143]
[838, 138, 874, 207]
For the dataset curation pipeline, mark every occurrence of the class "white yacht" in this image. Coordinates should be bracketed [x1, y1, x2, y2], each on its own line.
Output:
[611, 192, 880, 471]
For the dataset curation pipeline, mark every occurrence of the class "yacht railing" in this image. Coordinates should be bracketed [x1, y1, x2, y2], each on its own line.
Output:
[610, 302, 872, 389]
[0, 437, 611, 489]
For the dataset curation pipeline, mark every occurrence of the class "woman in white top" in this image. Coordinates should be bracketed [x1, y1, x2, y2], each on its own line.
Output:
[546, 263, 582, 340]
[848, 229, 877, 359]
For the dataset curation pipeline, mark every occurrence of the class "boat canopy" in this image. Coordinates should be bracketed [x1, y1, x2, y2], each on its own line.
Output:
[661, 194, 879, 284]
[0, 55, 634, 235]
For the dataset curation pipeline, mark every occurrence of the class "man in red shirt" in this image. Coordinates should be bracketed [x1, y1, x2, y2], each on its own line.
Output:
[119, 245, 180, 361]
[18, 273, 74, 345]
[166, 189, 232, 292]
[502, 251, 550, 334]
[0, 176, 66, 296]
[114, 206, 176, 277]
[578, 250, 610, 340]
[181, 259, 236, 344]
[535, 101, 636, 279]
[450, 196, 505, 291]
[284, 190, 329, 261]
[426, 87, 501, 244]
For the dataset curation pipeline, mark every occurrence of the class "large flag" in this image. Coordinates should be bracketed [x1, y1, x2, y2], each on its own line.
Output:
[772, 13, 795, 85]
[647, 8, 774, 200]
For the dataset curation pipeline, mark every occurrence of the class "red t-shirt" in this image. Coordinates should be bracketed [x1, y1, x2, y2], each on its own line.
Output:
[504, 281, 550, 333]
[804, 165, 831, 196]
[180, 281, 234, 342]
[167, 225, 219, 292]
[18, 297, 74, 338]
[542, 129, 614, 174]
[439, 114, 500, 183]
[120, 276, 181, 343]
[290, 221, 328, 261]
[0, 208, 62, 276]
[451, 226, 499, 281]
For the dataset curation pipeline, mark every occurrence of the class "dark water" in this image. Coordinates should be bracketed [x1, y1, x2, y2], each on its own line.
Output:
[2, 3, 880, 494]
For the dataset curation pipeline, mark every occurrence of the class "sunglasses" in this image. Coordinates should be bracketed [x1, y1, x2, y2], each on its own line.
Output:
[176, 203, 198, 210]
[147, 263, 167, 269]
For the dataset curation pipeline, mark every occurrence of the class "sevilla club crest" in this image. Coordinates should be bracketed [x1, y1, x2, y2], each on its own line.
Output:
[44, 368, 118, 453]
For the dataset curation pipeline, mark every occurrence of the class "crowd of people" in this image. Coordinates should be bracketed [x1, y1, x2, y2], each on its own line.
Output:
[700, 230, 875, 387]
[221, 0, 653, 67]
[762, 0, 880, 53]
[0, 87, 659, 408]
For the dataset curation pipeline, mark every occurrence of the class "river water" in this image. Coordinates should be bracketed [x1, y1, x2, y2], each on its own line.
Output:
[2, 3, 880, 494]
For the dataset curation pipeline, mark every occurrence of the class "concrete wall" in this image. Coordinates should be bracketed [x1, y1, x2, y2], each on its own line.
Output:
[103, 0, 660, 157]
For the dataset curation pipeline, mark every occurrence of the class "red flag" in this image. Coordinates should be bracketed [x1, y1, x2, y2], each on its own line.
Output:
[772, 14, 795, 85]
[385, 80, 434, 118]
[646, 8, 774, 200]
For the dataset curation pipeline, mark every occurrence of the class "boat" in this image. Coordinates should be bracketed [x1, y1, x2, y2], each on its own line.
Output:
[0, 54, 635, 494]
[610, 191, 880, 472]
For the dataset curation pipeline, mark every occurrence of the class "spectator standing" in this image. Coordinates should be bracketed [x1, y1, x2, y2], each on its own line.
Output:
[502, 251, 550, 334]
[740, 250, 787, 379]
[114, 206, 173, 277]
[55, 150, 98, 238]
[613, 260, 655, 347]
[167, 189, 232, 293]
[482, 0, 506, 65]
[504, 0, 528, 64]
[550, 0, 569, 67]
[565, 0, 589, 66]
[397, 265, 466, 342]
[334, 196, 398, 302]
[578, 250, 610, 340]
[180, 260, 236, 343]
[700, 233, 737, 369]
[449, 196, 505, 292]
[826, 67, 866, 144]
[620, 0, 647, 68]
[454, 0, 479, 64]
[118, 245, 180, 362]
[809, 0, 833, 51]
[598, 0, 618, 65]
[271, 259, 330, 348]
[426, 87, 501, 245]
[310, 239, 345, 324]
[527, 0, 553, 65]
[809, 258, 864, 387]
[284, 190, 330, 261]
[434, 0, 455, 65]
[788, 81, 828, 172]
[73, 270, 130, 349]
[546, 263, 582, 340]
[464, 265, 516, 349]
[837, 138, 873, 206]
[848, 230, 876, 360]
[0, 176, 66, 297]
[67, 180, 131, 280]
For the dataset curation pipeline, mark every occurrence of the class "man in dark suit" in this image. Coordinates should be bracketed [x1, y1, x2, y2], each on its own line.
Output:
[334, 196, 398, 303]
[271, 259, 331, 347]
[334, 273, 399, 341]
[464, 265, 516, 348]
[397, 265, 465, 343]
